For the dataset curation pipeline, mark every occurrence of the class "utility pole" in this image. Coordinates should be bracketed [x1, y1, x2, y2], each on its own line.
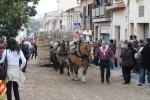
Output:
[56, 0, 60, 30]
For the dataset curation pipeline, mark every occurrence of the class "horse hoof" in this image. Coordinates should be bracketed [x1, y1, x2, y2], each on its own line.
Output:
[82, 76, 86, 83]
[73, 78, 79, 81]
[82, 80, 86, 83]
[70, 76, 74, 80]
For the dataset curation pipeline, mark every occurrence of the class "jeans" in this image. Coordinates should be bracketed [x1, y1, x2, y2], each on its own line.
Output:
[109, 58, 114, 69]
[122, 66, 131, 83]
[115, 57, 117, 67]
[6, 81, 20, 100]
[139, 68, 150, 84]
[31, 52, 37, 59]
[100, 60, 110, 82]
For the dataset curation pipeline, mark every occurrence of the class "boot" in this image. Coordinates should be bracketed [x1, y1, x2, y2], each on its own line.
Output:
[77, 42, 81, 57]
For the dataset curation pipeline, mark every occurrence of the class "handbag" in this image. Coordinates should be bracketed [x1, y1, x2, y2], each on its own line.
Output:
[120, 58, 134, 67]
[0, 50, 8, 80]
[134, 52, 141, 60]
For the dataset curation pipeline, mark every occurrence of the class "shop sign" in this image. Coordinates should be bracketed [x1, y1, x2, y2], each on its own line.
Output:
[100, 26, 110, 33]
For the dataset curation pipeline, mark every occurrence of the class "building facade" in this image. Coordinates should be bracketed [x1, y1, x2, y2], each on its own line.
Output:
[61, 6, 81, 33]
[129, 0, 150, 40]
[107, 0, 150, 43]
[107, 0, 127, 44]
[16, 27, 27, 43]
[43, 10, 59, 31]
[92, 0, 112, 44]
[80, 0, 93, 41]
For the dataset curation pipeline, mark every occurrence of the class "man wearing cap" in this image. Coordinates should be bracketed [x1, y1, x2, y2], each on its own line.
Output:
[96, 41, 115, 84]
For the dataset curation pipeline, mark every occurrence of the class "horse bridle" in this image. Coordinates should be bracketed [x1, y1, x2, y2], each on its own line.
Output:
[83, 42, 91, 56]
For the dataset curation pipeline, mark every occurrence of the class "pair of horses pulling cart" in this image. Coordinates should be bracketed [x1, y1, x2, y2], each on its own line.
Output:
[50, 40, 92, 82]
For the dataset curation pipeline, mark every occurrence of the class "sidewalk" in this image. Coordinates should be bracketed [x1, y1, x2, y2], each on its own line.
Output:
[90, 64, 149, 86]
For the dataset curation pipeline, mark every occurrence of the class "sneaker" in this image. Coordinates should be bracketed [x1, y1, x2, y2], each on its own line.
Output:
[138, 83, 142, 86]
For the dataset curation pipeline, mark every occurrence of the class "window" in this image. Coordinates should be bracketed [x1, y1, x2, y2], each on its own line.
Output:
[139, 6, 144, 17]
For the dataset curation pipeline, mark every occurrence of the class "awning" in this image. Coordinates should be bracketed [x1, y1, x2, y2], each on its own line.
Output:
[82, 30, 92, 36]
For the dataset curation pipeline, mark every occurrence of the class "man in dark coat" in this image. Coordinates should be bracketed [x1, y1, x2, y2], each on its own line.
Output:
[31, 43, 37, 59]
[138, 38, 150, 86]
[20, 41, 29, 72]
[109, 39, 116, 69]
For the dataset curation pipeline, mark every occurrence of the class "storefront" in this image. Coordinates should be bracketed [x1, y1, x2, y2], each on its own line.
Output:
[100, 25, 110, 44]
[82, 30, 92, 41]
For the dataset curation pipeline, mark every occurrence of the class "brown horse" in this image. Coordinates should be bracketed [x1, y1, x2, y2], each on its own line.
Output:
[68, 41, 92, 82]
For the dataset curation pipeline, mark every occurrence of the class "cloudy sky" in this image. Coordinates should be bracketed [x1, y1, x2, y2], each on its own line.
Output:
[35, 0, 58, 17]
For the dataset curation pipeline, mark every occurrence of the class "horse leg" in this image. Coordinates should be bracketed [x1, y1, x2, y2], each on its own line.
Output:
[60, 63, 64, 74]
[69, 65, 74, 80]
[82, 66, 88, 83]
[53, 61, 57, 71]
[65, 60, 70, 76]
[67, 65, 70, 76]
[74, 65, 79, 81]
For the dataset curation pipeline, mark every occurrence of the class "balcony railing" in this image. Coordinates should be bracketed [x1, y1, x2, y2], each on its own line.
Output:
[92, 6, 111, 22]
[106, 1, 125, 10]
[80, 16, 93, 30]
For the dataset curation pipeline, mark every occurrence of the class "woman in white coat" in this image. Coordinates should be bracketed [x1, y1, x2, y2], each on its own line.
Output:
[0, 38, 26, 100]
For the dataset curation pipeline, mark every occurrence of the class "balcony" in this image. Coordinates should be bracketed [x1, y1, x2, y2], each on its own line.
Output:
[106, 1, 125, 10]
[92, 6, 111, 22]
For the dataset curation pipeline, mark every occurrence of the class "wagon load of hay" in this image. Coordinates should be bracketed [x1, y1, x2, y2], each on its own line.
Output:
[37, 39, 50, 67]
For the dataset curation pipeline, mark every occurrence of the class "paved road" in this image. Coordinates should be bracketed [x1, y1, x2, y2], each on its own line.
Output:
[90, 63, 150, 86]
[20, 59, 150, 100]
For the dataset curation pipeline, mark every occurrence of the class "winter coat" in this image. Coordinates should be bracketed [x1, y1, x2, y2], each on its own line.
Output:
[140, 44, 150, 69]
[109, 43, 116, 55]
[120, 48, 134, 67]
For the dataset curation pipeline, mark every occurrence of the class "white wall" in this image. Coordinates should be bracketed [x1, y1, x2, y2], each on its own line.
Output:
[111, 0, 129, 42]
[129, 0, 150, 39]
[62, 6, 81, 32]
[16, 28, 26, 44]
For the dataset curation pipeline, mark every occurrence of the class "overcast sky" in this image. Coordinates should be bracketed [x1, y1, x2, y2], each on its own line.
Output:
[35, 0, 58, 17]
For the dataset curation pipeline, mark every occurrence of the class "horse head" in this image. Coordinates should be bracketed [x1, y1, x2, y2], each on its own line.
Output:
[56, 41, 69, 55]
[80, 41, 91, 56]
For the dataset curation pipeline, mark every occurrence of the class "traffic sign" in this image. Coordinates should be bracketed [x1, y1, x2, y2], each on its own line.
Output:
[74, 32, 80, 38]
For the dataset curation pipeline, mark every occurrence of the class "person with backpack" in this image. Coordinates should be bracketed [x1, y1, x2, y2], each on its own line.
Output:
[20, 40, 29, 73]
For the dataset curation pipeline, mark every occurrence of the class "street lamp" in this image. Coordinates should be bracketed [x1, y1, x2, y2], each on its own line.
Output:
[56, 0, 60, 30]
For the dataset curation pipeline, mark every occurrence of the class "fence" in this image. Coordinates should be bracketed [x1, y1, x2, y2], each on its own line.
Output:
[38, 30, 74, 41]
